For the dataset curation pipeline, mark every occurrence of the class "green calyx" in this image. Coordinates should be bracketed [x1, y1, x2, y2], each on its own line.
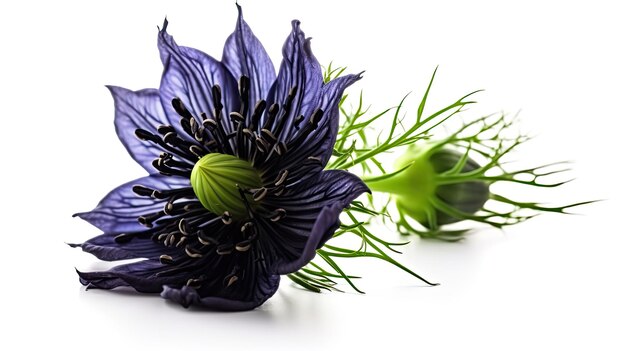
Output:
[190, 153, 262, 219]
[365, 143, 490, 229]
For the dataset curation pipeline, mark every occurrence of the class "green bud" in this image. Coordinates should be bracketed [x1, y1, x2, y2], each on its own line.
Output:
[190, 153, 262, 219]
[365, 144, 489, 229]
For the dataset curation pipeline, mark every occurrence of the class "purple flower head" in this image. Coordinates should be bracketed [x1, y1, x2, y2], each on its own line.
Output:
[72, 5, 367, 311]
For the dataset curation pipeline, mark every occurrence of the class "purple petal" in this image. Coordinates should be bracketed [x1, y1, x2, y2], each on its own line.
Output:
[77, 260, 180, 293]
[161, 273, 280, 311]
[264, 73, 362, 187]
[68, 233, 178, 262]
[222, 4, 276, 111]
[107, 86, 170, 173]
[73, 174, 189, 234]
[261, 170, 369, 274]
[158, 20, 239, 135]
[264, 20, 323, 141]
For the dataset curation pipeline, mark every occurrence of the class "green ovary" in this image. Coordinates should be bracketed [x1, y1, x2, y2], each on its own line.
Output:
[190, 153, 262, 219]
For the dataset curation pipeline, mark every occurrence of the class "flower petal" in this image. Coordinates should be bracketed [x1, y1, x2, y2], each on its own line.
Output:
[222, 4, 276, 111]
[261, 170, 369, 274]
[77, 260, 180, 293]
[68, 233, 178, 262]
[158, 20, 240, 135]
[161, 273, 280, 311]
[263, 73, 362, 187]
[107, 86, 170, 173]
[264, 20, 323, 141]
[73, 174, 190, 234]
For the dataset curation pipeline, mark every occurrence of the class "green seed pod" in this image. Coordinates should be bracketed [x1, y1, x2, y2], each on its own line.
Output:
[366, 144, 490, 229]
[190, 153, 262, 219]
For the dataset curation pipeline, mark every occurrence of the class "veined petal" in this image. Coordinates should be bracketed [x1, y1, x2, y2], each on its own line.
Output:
[222, 4, 276, 112]
[74, 174, 190, 234]
[264, 20, 323, 141]
[77, 260, 181, 293]
[108, 86, 169, 173]
[263, 73, 362, 187]
[158, 20, 240, 135]
[161, 271, 280, 311]
[68, 233, 179, 262]
[261, 170, 369, 274]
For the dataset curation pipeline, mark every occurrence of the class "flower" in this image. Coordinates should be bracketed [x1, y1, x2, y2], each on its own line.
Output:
[71, 5, 367, 311]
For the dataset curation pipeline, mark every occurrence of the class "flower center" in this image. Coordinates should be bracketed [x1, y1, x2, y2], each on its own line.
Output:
[190, 153, 262, 219]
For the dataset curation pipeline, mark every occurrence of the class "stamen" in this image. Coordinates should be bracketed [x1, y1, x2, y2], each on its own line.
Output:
[176, 236, 187, 248]
[172, 97, 194, 119]
[235, 240, 251, 252]
[186, 278, 202, 289]
[217, 244, 234, 255]
[185, 245, 203, 258]
[225, 275, 239, 287]
[229, 111, 245, 124]
[240, 222, 254, 233]
[221, 211, 232, 225]
[261, 103, 280, 132]
[178, 218, 190, 235]
[249, 100, 266, 131]
[270, 208, 287, 222]
[159, 254, 174, 265]
[272, 86, 298, 138]
[261, 128, 277, 143]
[253, 187, 268, 202]
[274, 170, 289, 186]
[238, 76, 250, 119]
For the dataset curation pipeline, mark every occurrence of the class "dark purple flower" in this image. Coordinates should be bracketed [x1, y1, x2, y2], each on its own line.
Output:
[71, 5, 367, 311]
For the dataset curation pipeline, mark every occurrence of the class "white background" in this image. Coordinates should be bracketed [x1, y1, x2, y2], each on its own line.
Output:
[1, 0, 623, 350]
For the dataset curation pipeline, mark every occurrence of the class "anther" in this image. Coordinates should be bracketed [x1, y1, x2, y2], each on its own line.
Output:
[274, 170, 289, 186]
[132, 185, 155, 197]
[261, 128, 277, 143]
[189, 117, 199, 134]
[309, 108, 324, 128]
[163, 131, 179, 144]
[189, 144, 205, 158]
[240, 222, 254, 233]
[185, 245, 203, 258]
[203, 118, 218, 130]
[235, 240, 252, 252]
[253, 187, 268, 202]
[229, 111, 245, 124]
[186, 278, 202, 289]
[305, 156, 323, 165]
[159, 255, 174, 265]
[176, 236, 187, 248]
[211, 85, 223, 113]
[166, 233, 177, 246]
[178, 218, 189, 235]
[225, 275, 239, 287]
[135, 129, 160, 142]
[221, 211, 232, 225]
[172, 98, 194, 119]
[197, 231, 219, 246]
[217, 244, 234, 255]
[270, 208, 287, 222]
[249, 100, 267, 130]
[262, 103, 280, 131]
[157, 125, 176, 135]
